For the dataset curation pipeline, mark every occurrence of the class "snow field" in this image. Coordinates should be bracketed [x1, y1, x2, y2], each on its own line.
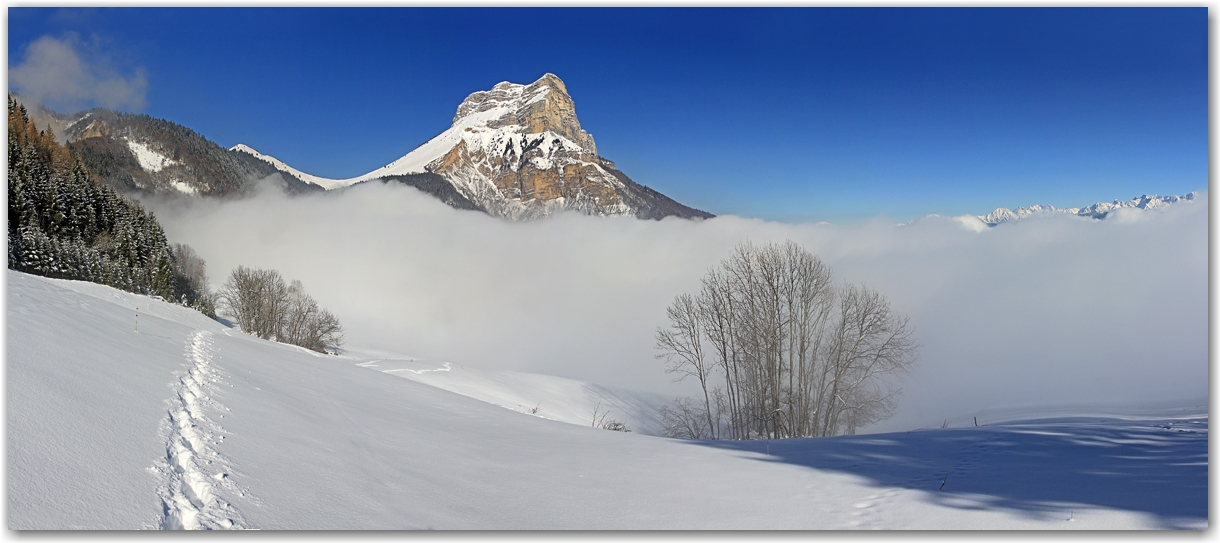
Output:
[348, 354, 669, 435]
[8, 271, 231, 529]
[6, 270, 1207, 529]
[229, 144, 348, 191]
[124, 139, 178, 173]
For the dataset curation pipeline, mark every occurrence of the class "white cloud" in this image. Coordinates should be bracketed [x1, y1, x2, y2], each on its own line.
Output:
[147, 183, 1208, 433]
[10, 34, 147, 112]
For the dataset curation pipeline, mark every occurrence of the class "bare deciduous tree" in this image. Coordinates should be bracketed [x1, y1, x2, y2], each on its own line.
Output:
[655, 293, 717, 439]
[656, 240, 916, 440]
[218, 265, 271, 337]
[218, 266, 344, 353]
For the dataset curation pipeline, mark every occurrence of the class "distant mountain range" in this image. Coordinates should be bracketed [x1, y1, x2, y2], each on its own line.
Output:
[14, 79, 1199, 225]
[974, 192, 1199, 226]
[16, 73, 712, 221]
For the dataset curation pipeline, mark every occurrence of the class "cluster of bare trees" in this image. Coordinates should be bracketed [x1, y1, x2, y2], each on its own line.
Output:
[656, 241, 917, 440]
[219, 265, 344, 353]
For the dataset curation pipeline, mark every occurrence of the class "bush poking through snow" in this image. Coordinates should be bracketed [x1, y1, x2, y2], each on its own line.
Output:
[601, 420, 630, 433]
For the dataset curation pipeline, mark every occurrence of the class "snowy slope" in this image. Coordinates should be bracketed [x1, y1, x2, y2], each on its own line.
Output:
[228, 144, 346, 190]
[231, 101, 506, 192]
[343, 352, 670, 435]
[230, 89, 577, 193]
[7, 270, 1207, 529]
[125, 139, 179, 173]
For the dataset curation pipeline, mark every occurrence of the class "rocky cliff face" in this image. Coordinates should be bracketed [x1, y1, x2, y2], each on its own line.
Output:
[454, 73, 598, 155]
[416, 73, 710, 220]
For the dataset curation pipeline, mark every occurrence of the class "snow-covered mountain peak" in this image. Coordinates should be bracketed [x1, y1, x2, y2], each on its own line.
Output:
[452, 73, 595, 156]
[232, 74, 711, 221]
[231, 73, 599, 194]
[230, 143, 258, 155]
[454, 80, 531, 124]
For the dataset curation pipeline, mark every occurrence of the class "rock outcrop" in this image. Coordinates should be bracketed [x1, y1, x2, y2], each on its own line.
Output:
[455, 73, 598, 156]
[420, 73, 710, 220]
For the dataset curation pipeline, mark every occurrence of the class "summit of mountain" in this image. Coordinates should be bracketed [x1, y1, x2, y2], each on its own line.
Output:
[234, 74, 713, 220]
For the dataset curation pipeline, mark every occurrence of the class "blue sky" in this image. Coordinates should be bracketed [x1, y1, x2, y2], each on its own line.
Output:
[8, 7, 1207, 223]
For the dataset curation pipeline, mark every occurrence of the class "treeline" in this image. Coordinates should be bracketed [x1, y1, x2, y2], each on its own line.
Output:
[219, 266, 344, 353]
[7, 97, 215, 316]
[656, 241, 917, 440]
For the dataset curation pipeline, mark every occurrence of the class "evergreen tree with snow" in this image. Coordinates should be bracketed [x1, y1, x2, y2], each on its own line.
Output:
[7, 96, 216, 317]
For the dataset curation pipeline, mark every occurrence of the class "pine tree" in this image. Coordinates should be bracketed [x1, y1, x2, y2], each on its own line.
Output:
[6, 95, 216, 314]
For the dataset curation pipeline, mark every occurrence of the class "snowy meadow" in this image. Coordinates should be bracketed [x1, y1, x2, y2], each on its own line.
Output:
[9, 268, 1206, 529]
[148, 182, 1208, 433]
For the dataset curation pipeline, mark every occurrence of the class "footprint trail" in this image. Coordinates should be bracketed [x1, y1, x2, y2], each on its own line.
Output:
[150, 330, 252, 530]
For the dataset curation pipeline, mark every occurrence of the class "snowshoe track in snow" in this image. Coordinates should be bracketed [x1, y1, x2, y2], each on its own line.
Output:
[151, 331, 250, 530]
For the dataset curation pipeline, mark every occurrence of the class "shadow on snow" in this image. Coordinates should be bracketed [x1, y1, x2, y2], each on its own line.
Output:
[689, 415, 1207, 529]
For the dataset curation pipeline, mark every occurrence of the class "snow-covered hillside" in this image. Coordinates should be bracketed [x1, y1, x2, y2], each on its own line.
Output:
[42, 105, 322, 197]
[345, 352, 670, 435]
[7, 270, 1206, 529]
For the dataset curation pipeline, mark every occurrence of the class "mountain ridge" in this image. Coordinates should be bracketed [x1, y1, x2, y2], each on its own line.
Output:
[974, 192, 1199, 226]
[13, 92, 1195, 226]
[233, 74, 714, 221]
[28, 102, 324, 198]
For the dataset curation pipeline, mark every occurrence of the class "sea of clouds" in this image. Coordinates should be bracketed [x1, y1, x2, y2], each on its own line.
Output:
[148, 182, 1208, 433]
